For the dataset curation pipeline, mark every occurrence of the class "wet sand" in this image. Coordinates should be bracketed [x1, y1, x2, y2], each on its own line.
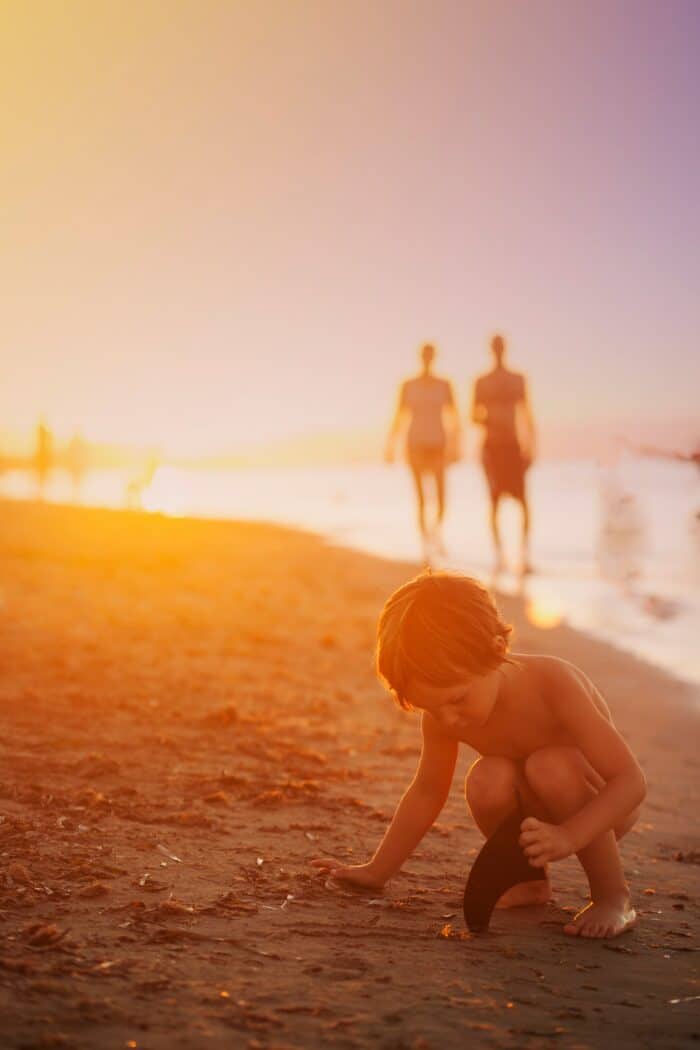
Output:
[0, 500, 698, 1049]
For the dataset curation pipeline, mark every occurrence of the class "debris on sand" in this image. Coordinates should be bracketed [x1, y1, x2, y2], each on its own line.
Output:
[209, 892, 258, 915]
[79, 881, 111, 898]
[157, 898, 195, 916]
[8, 862, 32, 885]
[174, 810, 212, 828]
[201, 704, 239, 727]
[673, 849, 700, 865]
[22, 923, 71, 949]
[135, 874, 169, 892]
[156, 844, 182, 863]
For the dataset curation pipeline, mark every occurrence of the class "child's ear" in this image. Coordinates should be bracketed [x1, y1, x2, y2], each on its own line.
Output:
[492, 634, 507, 657]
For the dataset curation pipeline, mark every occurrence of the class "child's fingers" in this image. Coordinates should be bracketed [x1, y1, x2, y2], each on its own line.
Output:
[310, 857, 342, 870]
[521, 831, 546, 848]
[526, 845, 549, 863]
[520, 817, 541, 832]
[522, 844, 543, 857]
[327, 868, 359, 885]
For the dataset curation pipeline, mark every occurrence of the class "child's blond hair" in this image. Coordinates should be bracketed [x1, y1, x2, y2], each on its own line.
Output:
[376, 570, 513, 710]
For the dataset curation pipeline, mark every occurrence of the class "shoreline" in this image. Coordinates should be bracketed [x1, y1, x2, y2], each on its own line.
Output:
[324, 530, 700, 697]
[3, 456, 698, 690]
[0, 500, 698, 1049]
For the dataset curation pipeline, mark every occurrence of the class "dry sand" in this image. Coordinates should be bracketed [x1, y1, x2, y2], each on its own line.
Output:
[0, 500, 698, 1050]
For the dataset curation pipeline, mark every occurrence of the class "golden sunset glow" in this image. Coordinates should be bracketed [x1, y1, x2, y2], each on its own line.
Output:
[525, 596, 565, 631]
[2, 2, 698, 462]
[1, 5, 698, 1046]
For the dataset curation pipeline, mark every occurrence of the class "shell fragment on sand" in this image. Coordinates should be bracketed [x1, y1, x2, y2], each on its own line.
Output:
[157, 844, 182, 863]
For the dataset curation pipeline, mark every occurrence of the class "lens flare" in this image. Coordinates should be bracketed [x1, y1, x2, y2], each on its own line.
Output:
[525, 596, 564, 630]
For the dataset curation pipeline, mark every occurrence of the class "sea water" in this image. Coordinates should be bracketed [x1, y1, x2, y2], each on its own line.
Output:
[2, 457, 698, 685]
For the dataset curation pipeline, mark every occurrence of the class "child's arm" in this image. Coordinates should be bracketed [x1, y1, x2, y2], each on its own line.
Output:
[520, 661, 647, 866]
[311, 713, 459, 888]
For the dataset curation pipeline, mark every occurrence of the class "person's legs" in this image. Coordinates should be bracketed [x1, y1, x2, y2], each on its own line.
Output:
[488, 493, 505, 571]
[510, 446, 530, 572]
[518, 495, 531, 572]
[431, 457, 447, 554]
[466, 755, 519, 835]
[432, 449, 449, 525]
[465, 757, 551, 908]
[482, 445, 506, 570]
[408, 461, 427, 539]
[523, 746, 637, 937]
[409, 449, 447, 554]
[434, 466, 446, 525]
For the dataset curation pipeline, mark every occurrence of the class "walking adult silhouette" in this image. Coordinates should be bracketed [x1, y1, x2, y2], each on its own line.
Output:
[386, 344, 461, 559]
[471, 335, 536, 574]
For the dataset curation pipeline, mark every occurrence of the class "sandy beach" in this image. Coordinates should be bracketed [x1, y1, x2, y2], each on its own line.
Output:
[0, 500, 698, 1050]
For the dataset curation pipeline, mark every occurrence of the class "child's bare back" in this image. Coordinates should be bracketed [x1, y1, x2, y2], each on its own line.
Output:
[312, 571, 646, 940]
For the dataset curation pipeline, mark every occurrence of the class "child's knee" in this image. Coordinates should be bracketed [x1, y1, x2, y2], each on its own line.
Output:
[524, 746, 587, 801]
[465, 756, 519, 811]
[615, 805, 641, 840]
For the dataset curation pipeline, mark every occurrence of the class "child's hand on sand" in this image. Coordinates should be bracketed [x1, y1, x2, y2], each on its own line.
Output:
[310, 857, 385, 890]
[519, 817, 575, 866]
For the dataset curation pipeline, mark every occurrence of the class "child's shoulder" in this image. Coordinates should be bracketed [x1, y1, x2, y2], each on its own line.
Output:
[518, 653, 591, 692]
[519, 654, 608, 721]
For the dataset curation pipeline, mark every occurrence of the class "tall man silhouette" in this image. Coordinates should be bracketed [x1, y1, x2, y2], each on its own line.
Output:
[471, 334, 536, 574]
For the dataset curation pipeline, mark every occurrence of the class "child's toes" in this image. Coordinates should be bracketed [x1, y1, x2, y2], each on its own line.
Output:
[564, 903, 596, 936]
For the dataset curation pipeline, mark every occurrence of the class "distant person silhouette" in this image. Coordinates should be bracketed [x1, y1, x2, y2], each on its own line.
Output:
[33, 418, 54, 500]
[629, 437, 700, 549]
[631, 439, 700, 474]
[386, 344, 461, 558]
[125, 451, 159, 510]
[66, 430, 88, 503]
[471, 335, 536, 574]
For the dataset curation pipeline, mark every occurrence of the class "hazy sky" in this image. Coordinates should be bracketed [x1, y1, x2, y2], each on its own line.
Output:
[3, 0, 699, 454]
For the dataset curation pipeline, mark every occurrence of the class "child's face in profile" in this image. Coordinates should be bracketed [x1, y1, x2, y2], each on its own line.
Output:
[407, 666, 504, 731]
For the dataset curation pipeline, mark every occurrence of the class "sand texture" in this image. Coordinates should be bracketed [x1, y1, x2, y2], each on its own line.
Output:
[0, 501, 698, 1049]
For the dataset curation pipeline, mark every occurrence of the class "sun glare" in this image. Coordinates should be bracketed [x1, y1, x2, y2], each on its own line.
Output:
[525, 595, 564, 630]
[141, 466, 188, 517]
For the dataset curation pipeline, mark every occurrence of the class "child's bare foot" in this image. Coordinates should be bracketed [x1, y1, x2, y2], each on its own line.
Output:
[564, 894, 637, 938]
[496, 878, 551, 909]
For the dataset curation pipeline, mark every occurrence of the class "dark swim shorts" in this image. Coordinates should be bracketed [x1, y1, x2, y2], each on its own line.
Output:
[482, 440, 528, 500]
